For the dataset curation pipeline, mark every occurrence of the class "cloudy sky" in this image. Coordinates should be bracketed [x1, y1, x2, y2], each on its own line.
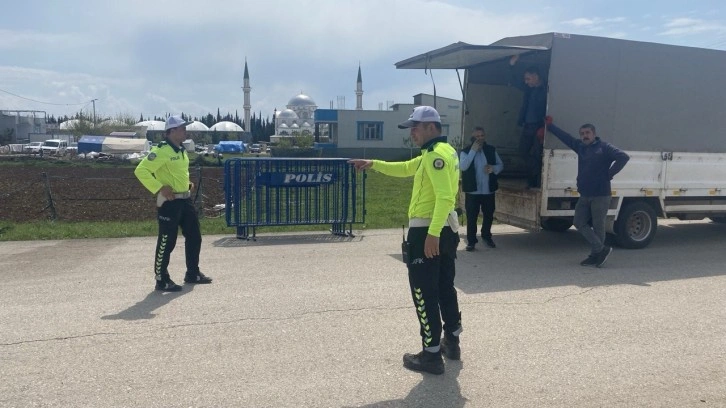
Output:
[1, 0, 724, 122]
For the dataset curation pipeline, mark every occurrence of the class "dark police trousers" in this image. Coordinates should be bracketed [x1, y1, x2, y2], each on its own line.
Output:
[154, 198, 202, 281]
[406, 226, 461, 349]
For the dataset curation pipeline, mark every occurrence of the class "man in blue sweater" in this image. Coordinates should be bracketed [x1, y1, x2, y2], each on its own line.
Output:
[510, 55, 547, 188]
[546, 116, 630, 267]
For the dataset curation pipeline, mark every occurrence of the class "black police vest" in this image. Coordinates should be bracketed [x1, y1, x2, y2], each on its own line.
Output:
[461, 143, 498, 193]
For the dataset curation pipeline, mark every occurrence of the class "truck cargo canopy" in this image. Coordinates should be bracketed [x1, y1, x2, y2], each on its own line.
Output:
[395, 41, 548, 70]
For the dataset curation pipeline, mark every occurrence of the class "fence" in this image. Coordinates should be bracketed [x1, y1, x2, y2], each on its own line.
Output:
[224, 158, 365, 239]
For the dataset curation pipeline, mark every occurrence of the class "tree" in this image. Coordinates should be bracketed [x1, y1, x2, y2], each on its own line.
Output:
[297, 134, 314, 148]
[112, 112, 138, 126]
[203, 113, 215, 128]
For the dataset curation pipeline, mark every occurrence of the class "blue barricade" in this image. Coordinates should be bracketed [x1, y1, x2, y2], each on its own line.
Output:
[224, 158, 365, 239]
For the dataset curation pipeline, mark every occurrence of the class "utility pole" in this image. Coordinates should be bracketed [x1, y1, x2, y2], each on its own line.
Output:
[91, 98, 98, 129]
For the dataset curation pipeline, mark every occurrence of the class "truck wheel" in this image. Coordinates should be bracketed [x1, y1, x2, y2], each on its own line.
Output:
[710, 217, 726, 224]
[614, 202, 657, 249]
[541, 217, 573, 232]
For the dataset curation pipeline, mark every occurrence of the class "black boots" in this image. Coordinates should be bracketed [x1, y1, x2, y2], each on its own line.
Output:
[155, 277, 182, 292]
[184, 271, 213, 284]
[440, 334, 461, 360]
[403, 335, 461, 375]
[402, 350, 445, 375]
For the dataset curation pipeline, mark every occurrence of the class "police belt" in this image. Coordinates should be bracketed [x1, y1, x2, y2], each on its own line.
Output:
[408, 210, 459, 232]
[408, 218, 449, 228]
[173, 191, 191, 199]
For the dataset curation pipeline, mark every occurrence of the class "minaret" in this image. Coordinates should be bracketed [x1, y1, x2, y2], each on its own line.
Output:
[242, 59, 251, 131]
[355, 63, 363, 110]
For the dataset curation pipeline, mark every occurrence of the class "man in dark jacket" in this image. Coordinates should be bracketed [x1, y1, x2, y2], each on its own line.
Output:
[459, 127, 504, 251]
[546, 117, 630, 267]
[510, 55, 547, 188]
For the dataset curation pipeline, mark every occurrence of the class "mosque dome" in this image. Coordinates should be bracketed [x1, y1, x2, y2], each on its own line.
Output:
[278, 109, 298, 119]
[279, 123, 289, 128]
[287, 93, 316, 107]
[210, 121, 244, 132]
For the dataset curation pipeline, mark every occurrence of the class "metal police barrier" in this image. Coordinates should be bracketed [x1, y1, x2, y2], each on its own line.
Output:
[224, 158, 365, 239]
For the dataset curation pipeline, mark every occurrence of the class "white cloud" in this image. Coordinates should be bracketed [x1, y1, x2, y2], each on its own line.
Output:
[666, 17, 702, 28]
[564, 18, 595, 27]
[564, 16, 628, 28]
[607, 32, 628, 39]
[605, 17, 627, 23]
[0, 66, 144, 117]
[659, 17, 726, 36]
[0, 29, 92, 50]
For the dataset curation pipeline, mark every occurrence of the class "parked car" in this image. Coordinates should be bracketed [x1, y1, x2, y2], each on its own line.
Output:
[40, 139, 68, 156]
[249, 143, 262, 154]
[23, 142, 43, 154]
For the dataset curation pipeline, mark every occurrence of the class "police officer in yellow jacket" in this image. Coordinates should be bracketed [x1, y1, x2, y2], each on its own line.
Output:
[134, 115, 212, 292]
[349, 106, 462, 375]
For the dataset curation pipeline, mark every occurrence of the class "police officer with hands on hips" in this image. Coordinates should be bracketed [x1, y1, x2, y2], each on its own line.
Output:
[349, 106, 463, 375]
[134, 115, 212, 292]
[459, 126, 503, 251]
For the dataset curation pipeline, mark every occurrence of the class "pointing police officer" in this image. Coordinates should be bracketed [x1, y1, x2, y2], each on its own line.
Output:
[134, 115, 212, 292]
[349, 106, 463, 375]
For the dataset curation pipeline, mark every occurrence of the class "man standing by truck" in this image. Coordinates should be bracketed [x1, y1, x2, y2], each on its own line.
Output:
[545, 117, 630, 267]
[459, 126, 504, 251]
[348, 106, 462, 375]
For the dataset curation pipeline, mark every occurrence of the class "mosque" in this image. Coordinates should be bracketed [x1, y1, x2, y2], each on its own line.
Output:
[241, 60, 462, 160]
[273, 93, 317, 137]
[252, 64, 365, 140]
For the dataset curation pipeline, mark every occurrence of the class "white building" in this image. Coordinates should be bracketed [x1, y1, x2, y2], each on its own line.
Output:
[313, 93, 463, 160]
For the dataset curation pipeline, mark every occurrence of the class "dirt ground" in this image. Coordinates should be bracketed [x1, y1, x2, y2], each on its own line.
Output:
[0, 156, 225, 222]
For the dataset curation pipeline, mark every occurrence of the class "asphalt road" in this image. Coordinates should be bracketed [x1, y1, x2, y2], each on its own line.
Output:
[1, 220, 724, 407]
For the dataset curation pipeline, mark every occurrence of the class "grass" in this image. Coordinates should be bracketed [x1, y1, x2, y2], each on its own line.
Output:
[0, 171, 414, 241]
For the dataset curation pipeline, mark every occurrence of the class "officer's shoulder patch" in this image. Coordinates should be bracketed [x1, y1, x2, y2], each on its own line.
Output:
[433, 158, 445, 170]
[147, 153, 157, 161]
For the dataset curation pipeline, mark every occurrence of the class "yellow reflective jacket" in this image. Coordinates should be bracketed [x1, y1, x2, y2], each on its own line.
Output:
[134, 140, 190, 194]
[371, 136, 459, 237]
